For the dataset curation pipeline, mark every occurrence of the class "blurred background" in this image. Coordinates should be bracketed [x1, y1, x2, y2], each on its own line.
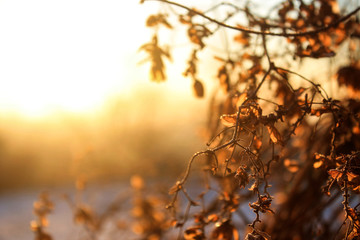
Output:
[0, 0, 209, 193]
[0, 0, 209, 239]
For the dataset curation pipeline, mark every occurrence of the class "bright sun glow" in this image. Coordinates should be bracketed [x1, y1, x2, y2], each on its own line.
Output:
[0, 0, 160, 117]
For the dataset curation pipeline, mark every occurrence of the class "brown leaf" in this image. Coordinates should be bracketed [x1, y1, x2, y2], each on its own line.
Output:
[184, 226, 205, 240]
[253, 136, 262, 150]
[246, 229, 272, 240]
[319, 33, 332, 47]
[235, 166, 249, 188]
[183, 50, 198, 77]
[248, 181, 258, 191]
[146, 14, 172, 28]
[187, 24, 211, 49]
[313, 161, 323, 168]
[328, 169, 343, 180]
[220, 114, 237, 127]
[249, 195, 274, 214]
[310, 106, 333, 116]
[74, 205, 98, 230]
[337, 66, 360, 90]
[245, 232, 265, 240]
[217, 65, 230, 93]
[296, 45, 335, 58]
[207, 214, 219, 222]
[193, 80, 204, 98]
[138, 35, 171, 82]
[347, 172, 360, 182]
[211, 220, 237, 240]
[234, 31, 250, 46]
[347, 207, 360, 231]
[266, 125, 283, 145]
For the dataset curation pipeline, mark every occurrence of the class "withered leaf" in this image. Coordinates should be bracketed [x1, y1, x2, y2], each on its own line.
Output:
[217, 65, 230, 93]
[313, 161, 323, 169]
[235, 166, 249, 189]
[249, 195, 274, 214]
[246, 229, 272, 240]
[184, 226, 205, 240]
[248, 181, 258, 191]
[328, 169, 343, 180]
[211, 220, 238, 240]
[138, 35, 171, 82]
[207, 214, 219, 222]
[183, 50, 198, 77]
[234, 31, 250, 46]
[74, 205, 98, 230]
[313, 153, 331, 169]
[220, 114, 237, 127]
[353, 185, 360, 192]
[187, 24, 211, 49]
[146, 14, 172, 28]
[347, 172, 360, 182]
[193, 80, 204, 98]
[311, 106, 332, 116]
[266, 124, 283, 145]
[245, 232, 265, 240]
[337, 65, 360, 90]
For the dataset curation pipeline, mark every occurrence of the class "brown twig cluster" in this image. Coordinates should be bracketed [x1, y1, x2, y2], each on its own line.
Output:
[30, 177, 174, 240]
[31, 192, 54, 240]
[140, 0, 360, 239]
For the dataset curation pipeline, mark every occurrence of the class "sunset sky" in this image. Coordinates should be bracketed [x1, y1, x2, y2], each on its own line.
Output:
[0, 0, 342, 118]
[0, 0, 195, 117]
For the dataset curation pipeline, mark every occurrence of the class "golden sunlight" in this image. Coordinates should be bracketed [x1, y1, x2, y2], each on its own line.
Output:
[0, 0, 162, 117]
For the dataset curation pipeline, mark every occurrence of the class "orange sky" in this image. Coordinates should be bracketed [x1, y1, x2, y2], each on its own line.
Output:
[0, 0, 196, 117]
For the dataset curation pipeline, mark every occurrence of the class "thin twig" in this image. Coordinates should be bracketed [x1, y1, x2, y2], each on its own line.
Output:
[276, 67, 329, 100]
[143, 0, 360, 37]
